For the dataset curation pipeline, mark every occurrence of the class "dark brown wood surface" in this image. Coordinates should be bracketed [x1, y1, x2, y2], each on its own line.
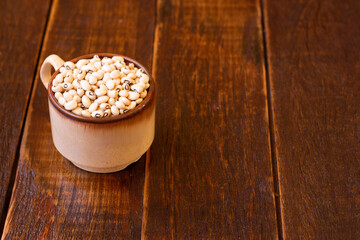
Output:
[1, 0, 359, 239]
[1, 0, 155, 239]
[142, 0, 278, 238]
[0, 0, 50, 228]
[264, 0, 360, 238]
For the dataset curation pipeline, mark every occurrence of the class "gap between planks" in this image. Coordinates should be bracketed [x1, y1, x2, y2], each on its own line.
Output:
[141, 150, 151, 240]
[259, 0, 284, 239]
[0, 0, 55, 236]
[141, 0, 158, 239]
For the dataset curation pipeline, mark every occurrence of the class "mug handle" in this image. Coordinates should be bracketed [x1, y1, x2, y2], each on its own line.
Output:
[40, 54, 65, 89]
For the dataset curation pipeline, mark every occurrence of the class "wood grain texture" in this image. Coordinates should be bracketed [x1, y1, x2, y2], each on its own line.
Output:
[142, 0, 278, 238]
[2, 0, 155, 238]
[264, 0, 360, 238]
[0, 0, 50, 223]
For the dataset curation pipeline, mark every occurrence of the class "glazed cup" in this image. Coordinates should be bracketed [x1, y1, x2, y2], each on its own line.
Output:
[40, 53, 155, 173]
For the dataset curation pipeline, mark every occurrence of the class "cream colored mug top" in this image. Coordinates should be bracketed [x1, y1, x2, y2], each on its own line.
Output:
[39, 53, 155, 123]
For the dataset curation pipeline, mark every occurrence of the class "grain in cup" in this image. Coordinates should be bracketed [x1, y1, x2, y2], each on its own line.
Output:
[50, 55, 150, 118]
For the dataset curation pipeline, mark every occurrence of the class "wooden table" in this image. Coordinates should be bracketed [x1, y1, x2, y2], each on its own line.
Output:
[0, 0, 359, 239]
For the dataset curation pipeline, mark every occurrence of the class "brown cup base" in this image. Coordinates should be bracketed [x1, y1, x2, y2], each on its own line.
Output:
[69, 156, 142, 173]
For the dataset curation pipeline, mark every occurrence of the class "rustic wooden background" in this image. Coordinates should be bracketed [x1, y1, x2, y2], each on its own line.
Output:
[0, 0, 359, 239]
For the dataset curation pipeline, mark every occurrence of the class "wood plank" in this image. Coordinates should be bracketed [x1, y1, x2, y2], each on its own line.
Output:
[264, 0, 360, 238]
[2, 0, 155, 238]
[0, 0, 50, 226]
[142, 0, 278, 238]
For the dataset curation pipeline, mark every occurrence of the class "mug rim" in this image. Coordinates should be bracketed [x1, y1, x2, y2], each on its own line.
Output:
[48, 53, 155, 124]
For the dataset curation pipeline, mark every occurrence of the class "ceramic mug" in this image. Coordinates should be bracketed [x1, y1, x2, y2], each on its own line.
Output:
[40, 53, 155, 173]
